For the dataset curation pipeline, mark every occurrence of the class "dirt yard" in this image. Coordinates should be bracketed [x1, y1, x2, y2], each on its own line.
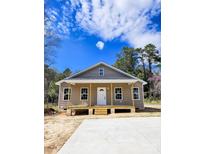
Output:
[44, 104, 160, 154]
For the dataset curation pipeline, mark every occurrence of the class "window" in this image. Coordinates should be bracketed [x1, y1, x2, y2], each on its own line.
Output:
[99, 68, 104, 76]
[115, 87, 122, 100]
[63, 88, 71, 101]
[81, 88, 88, 100]
[133, 87, 140, 100]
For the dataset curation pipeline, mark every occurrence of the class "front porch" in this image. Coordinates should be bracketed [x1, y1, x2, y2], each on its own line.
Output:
[59, 81, 144, 108]
[66, 105, 136, 116]
[57, 79, 145, 115]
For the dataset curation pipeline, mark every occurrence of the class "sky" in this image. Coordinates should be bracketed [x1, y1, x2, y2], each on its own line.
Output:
[45, 0, 161, 73]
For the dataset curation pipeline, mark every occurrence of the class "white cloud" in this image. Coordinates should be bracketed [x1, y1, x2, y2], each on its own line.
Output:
[96, 41, 104, 50]
[45, 1, 72, 39]
[71, 0, 161, 48]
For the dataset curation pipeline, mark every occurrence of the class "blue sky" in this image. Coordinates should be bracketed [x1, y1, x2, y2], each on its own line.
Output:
[45, 0, 161, 73]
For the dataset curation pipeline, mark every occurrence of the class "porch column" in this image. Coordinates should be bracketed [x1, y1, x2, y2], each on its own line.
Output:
[58, 84, 61, 109]
[110, 83, 113, 106]
[89, 83, 92, 107]
[132, 83, 135, 107]
[111, 83, 114, 114]
[142, 84, 145, 109]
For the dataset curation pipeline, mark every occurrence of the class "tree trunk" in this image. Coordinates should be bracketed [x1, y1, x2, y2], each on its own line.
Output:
[148, 59, 152, 77]
[142, 60, 147, 81]
[148, 59, 153, 98]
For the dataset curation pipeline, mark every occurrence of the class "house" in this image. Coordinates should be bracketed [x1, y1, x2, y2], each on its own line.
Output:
[56, 62, 147, 115]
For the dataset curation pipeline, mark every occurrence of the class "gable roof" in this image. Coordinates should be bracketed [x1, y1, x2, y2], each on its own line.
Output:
[67, 62, 136, 79]
[56, 62, 147, 85]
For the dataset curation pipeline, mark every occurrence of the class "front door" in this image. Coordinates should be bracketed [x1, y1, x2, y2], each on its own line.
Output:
[97, 87, 106, 105]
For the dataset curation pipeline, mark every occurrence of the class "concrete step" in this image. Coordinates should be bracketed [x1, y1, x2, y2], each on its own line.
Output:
[95, 109, 107, 111]
[95, 110, 107, 113]
[95, 111, 107, 113]
[95, 108, 107, 111]
[94, 108, 107, 115]
[95, 112, 107, 115]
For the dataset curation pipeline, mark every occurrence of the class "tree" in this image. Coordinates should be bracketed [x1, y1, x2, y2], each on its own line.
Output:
[113, 44, 161, 96]
[55, 68, 72, 82]
[44, 65, 72, 104]
[114, 47, 138, 76]
[148, 75, 161, 99]
[135, 48, 147, 81]
[47, 81, 58, 103]
[44, 64, 58, 103]
[144, 44, 160, 77]
[63, 68, 72, 77]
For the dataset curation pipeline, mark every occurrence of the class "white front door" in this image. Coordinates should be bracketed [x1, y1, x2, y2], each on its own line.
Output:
[97, 87, 106, 105]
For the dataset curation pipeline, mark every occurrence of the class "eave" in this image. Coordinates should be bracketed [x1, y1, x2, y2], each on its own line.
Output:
[55, 79, 147, 85]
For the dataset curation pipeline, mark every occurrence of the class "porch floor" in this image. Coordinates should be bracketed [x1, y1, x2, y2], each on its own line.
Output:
[67, 105, 135, 116]
[67, 105, 135, 110]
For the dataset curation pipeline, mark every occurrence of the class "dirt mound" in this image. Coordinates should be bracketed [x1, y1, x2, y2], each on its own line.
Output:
[44, 108, 57, 115]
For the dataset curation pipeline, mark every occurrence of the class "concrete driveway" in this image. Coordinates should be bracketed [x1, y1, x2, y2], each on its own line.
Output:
[58, 117, 160, 154]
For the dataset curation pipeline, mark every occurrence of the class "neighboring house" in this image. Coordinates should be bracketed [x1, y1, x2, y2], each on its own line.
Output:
[56, 62, 147, 115]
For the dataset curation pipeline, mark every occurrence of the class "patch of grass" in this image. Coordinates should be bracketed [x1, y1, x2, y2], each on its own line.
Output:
[144, 99, 161, 104]
[44, 103, 58, 110]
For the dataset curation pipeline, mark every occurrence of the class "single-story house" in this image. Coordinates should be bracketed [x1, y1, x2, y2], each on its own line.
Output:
[56, 62, 147, 115]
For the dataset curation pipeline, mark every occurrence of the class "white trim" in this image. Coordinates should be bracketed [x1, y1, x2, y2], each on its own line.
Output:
[110, 83, 113, 105]
[65, 62, 147, 84]
[56, 79, 139, 85]
[58, 85, 61, 108]
[80, 87, 89, 101]
[89, 84, 92, 106]
[98, 67, 104, 76]
[132, 87, 140, 100]
[142, 85, 144, 102]
[63, 87, 72, 101]
[114, 87, 123, 101]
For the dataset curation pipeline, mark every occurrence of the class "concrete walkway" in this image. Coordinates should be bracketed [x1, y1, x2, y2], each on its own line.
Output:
[58, 117, 160, 154]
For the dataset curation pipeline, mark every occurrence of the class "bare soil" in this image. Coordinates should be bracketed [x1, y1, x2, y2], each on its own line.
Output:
[44, 104, 160, 154]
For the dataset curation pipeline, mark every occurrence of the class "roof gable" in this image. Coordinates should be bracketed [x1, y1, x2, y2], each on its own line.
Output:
[56, 62, 147, 85]
[67, 62, 136, 80]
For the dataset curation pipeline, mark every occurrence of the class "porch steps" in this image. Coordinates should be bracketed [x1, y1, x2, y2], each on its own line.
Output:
[94, 108, 108, 115]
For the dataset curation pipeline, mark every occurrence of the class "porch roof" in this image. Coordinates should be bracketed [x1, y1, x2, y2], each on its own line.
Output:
[55, 79, 147, 85]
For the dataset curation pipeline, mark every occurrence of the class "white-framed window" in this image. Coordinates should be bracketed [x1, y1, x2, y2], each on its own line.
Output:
[132, 87, 140, 100]
[80, 87, 88, 100]
[99, 67, 104, 76]
[114, 87, 123, 100]
[63, 87, 71, 101]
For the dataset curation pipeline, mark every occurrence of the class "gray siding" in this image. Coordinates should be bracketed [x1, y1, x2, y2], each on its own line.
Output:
[71, 64, 133, 79]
